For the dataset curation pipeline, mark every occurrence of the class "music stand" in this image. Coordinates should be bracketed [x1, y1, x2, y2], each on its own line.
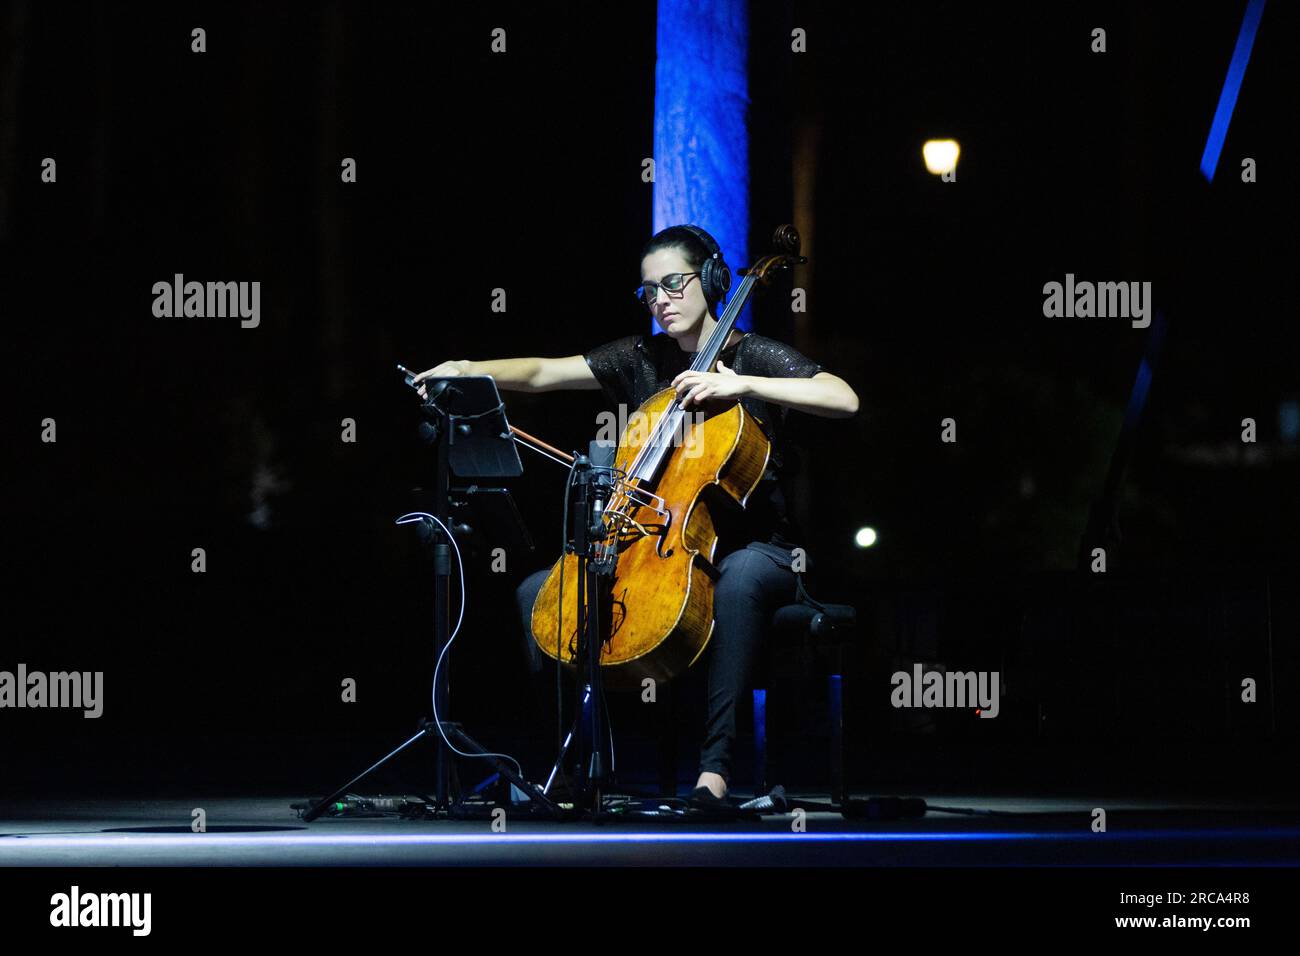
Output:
[301, 377, 562, 821]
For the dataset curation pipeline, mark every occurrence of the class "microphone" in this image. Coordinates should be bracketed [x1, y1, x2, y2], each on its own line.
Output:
[590, 472, 612, 539]
[588, 440, 616, 540]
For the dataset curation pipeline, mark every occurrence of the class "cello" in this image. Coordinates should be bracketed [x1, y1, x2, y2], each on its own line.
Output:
[530, 225, 807, 689]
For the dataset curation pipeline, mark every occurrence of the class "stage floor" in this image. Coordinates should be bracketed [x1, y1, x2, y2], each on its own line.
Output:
[3, 792, 1298, 866]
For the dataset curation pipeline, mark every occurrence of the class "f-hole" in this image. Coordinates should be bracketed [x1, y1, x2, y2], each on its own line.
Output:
[655, 508, 674, 558]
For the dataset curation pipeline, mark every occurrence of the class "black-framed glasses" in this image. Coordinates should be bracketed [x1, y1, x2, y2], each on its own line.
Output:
[634, 272, 700, 307]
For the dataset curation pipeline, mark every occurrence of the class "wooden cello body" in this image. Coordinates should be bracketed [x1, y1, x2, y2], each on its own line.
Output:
[530, 387, 770, 689]
[529, 225, 806, 689]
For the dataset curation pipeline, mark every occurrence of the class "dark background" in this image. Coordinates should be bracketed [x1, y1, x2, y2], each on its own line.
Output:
[1, 1, 1296, 799]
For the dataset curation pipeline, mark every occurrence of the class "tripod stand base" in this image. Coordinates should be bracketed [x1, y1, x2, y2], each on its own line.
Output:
[300, 719, 564, 822]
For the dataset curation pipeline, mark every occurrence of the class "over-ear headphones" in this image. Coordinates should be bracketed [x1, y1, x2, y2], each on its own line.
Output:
[679, 224, 732, 306]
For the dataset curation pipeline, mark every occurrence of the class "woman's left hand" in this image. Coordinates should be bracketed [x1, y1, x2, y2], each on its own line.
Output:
[671, 360, 749, 410]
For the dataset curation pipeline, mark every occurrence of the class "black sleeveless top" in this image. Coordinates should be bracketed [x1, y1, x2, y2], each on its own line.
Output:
[582, 331, 823, 557]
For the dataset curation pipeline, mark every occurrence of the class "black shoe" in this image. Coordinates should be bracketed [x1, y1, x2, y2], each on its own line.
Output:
[687, 786, 730, 808]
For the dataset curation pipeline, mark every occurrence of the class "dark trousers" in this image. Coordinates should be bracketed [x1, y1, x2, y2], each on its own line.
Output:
[515, 541, 800, 787]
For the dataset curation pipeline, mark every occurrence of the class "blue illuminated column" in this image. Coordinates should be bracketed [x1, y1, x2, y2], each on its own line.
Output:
[1199, 0, 1266, 182]
[652, 0, 751, 331]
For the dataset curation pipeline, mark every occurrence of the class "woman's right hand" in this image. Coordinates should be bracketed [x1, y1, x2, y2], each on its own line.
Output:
[412, 360, 471, 399]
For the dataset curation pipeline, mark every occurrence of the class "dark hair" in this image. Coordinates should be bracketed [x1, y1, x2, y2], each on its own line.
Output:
[640, 225, 717, 316]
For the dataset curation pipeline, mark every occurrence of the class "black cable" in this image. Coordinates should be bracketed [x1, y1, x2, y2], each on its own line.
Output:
[923, 804, 1028, 817]
[592, 578, 616, 779]
[591, 464, 625, 783]
[555, 460, 578, 777]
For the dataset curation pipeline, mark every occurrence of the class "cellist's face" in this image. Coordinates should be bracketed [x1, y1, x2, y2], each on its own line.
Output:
[641, 248, 710, 340]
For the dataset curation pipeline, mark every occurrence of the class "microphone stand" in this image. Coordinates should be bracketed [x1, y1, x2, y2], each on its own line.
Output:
[541, 453, 616, 816]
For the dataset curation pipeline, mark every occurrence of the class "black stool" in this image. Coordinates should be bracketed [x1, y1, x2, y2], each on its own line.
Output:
[754, 577, 858, 803]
